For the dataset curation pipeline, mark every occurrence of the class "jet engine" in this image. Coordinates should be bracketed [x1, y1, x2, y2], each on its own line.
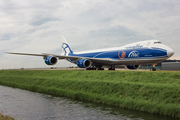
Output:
[126, 65, 140, 69]
[77, 59, 91, 68]
[44, 56, 58, 65]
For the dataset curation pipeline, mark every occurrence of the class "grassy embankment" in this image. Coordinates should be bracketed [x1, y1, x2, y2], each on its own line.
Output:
[0, 70, 180, 118]
[0, 113, 15, 120]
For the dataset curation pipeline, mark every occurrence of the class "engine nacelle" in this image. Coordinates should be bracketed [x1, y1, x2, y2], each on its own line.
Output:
[126, 65, 140, 69]
[44, 56, 57, 65]
[77, 59, 91, 68]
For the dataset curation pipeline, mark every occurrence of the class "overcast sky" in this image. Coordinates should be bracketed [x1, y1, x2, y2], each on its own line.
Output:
[0, 0, 180, 69]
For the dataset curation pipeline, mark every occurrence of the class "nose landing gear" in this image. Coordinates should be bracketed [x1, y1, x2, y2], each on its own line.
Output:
[150, 64, 157, 71]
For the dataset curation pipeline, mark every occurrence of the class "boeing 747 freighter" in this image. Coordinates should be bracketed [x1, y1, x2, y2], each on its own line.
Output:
[6, 36, 174, 71]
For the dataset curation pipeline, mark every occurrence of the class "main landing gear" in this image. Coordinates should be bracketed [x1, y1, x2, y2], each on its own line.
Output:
[86, 66, 104, 70]
[150, 64, 157, 71]
[86, 67, 96, 70]
[97, 66, 104, 70]
[108, 65, 115, 70]
[86, 65, 116, 71]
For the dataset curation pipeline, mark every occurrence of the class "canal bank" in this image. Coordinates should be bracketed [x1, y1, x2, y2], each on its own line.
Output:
[0, 70, 180, 118]
[0, 113, 15, 120]
[0, 85, 178, 120]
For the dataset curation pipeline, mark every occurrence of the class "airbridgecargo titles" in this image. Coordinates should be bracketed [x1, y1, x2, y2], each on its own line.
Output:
[6, 36, 174, 71]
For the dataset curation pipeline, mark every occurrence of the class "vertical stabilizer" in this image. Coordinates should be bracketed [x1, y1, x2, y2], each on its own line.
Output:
[60, 36, 73, 56]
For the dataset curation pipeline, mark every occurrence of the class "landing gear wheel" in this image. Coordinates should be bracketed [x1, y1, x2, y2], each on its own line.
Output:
[97, 67, 104, 70]
[98, 68, 104, 70]
[86, 68, 91, 70]
[150, 67, 156, 71]
[86, 67, 96, 70]
[108, 68, 115, 70]
[108, 66, 115, 70]
[96, 66, 104, 70]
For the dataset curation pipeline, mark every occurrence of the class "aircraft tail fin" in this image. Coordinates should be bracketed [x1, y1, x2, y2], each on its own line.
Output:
[60, 36, 73, 56]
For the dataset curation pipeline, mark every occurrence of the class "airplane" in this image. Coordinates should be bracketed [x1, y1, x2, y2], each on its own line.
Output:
[6, 36, 174, 71]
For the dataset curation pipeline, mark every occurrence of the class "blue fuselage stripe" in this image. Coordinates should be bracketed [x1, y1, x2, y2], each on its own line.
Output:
[69, 48, 167, 61]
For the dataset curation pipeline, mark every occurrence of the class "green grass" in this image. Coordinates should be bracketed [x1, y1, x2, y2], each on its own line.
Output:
[0, 70, 180, 118]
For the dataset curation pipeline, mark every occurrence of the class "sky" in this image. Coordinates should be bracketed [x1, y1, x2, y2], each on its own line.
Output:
[0, 0, 180, 69]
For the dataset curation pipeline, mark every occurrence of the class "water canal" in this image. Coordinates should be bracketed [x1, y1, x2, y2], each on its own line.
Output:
[0, 85, 178, 120]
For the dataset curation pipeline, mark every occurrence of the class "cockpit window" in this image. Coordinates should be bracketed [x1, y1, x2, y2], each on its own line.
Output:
[154, 42, 161, 44]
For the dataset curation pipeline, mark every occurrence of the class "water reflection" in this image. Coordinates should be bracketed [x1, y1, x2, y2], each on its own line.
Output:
[0, 85, 178, 120]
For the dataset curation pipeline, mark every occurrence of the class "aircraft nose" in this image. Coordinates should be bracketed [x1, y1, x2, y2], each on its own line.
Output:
[167, 48, 174, 57]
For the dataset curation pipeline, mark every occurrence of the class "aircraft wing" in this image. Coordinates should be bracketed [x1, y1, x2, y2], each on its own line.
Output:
[5, 52, 46, 56]
[5, 52, 112, 63]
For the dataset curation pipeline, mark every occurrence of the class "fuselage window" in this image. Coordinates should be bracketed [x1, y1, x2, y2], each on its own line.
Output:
[154, 42, 162, 44]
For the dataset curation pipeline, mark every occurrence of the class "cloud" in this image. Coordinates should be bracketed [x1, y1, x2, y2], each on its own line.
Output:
[88, 25, 154, 46]
[30, 17, 61, 26]
[0, 33, 12, 41]
[89, 26, 139, 39]
[0, 0, 180, 69]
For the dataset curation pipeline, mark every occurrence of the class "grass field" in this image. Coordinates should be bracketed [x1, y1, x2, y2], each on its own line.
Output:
[0, 70, 180, 118]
